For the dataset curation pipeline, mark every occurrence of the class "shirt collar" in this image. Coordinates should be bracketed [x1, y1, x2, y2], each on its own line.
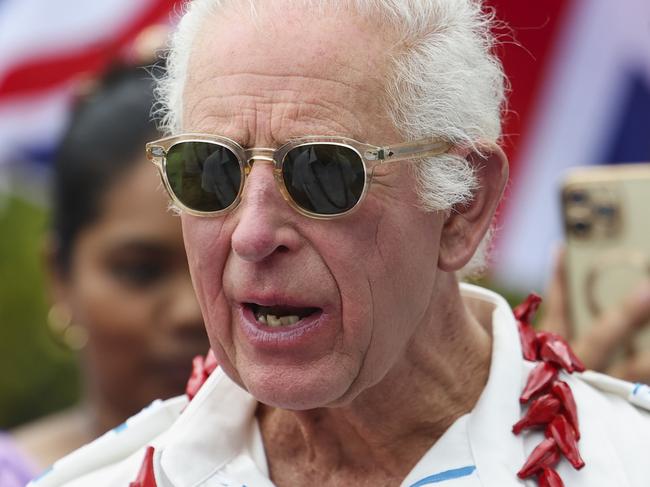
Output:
[461, 283, 530, 484]
[158, 369, 259, 486]
[158, 283, 529, 487]
[460, 284, 633, 486]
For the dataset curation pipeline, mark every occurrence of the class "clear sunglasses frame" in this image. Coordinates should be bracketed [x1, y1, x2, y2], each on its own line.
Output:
[145, 133, 452, 220]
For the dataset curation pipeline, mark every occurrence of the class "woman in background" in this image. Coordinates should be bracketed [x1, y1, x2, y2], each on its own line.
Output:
[11, 64, 209, 470]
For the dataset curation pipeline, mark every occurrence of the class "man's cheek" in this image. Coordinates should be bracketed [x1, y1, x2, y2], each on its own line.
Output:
[181, 215, 229, 254]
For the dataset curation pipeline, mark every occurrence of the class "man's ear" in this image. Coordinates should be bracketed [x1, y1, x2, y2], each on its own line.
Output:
[438, 142, 508, 272]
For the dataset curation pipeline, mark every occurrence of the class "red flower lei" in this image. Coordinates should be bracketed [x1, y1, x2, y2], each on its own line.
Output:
[513, 294, 586, 487]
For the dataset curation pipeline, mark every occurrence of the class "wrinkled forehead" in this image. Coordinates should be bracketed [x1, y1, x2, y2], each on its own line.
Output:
[183, 2, 395, 140]
[189, 2, 389, 80]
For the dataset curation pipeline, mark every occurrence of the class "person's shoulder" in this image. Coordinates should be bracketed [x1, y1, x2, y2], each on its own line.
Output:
[12, 406, 92, 470]
[27, 395, 187, 487]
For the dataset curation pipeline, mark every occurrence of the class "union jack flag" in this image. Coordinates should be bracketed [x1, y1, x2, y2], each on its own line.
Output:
[489, 0, 650, 290]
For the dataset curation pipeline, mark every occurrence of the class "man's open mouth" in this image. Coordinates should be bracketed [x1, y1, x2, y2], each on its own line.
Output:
[247, 303, 320, 327]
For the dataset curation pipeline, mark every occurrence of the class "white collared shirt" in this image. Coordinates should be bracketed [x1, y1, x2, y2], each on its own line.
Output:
[30, 284, 650, 486]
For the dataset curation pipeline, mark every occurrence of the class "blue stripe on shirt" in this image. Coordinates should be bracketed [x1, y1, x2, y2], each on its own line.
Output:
[409, 465, 477, 486]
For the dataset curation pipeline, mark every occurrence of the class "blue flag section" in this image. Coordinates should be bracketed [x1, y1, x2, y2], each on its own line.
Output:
[606, 71, 650, 165]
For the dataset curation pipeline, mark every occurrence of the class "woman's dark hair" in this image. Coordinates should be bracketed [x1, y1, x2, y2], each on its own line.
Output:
[52, 64, 160, 273]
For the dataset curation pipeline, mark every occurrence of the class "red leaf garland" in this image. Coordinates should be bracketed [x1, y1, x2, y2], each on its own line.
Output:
[129, 446, 157, 487]
[185, 349, 218, 400]
[513, 294, 586, 487]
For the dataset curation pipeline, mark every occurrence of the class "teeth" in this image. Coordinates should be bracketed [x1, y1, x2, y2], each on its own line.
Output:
[281, 315, 300, 326]
[267, 314, 282, 327]
[255, 313, 300, 327]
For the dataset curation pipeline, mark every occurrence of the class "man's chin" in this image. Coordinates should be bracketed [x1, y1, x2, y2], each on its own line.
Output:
[240, 369, 353, 411]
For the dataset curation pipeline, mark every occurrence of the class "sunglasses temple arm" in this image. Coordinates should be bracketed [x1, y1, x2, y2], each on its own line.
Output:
[374, 139, 452, 163]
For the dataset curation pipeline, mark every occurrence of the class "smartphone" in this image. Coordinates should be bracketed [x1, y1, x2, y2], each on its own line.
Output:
[561, 163, 650, 353]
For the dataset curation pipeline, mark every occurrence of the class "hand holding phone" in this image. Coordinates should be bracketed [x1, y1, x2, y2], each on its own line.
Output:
[539, 164, 650, 382]
[540, 246, 650, 382]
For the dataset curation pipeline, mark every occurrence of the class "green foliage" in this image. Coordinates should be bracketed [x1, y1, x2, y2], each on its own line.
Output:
[0, 194, 80, 429]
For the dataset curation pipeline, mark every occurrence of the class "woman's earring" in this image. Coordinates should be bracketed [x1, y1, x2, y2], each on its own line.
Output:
[47, 303, 88, 351]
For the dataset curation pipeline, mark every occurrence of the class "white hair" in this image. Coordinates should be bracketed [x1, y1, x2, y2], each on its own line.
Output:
[155, 0, 506, 277]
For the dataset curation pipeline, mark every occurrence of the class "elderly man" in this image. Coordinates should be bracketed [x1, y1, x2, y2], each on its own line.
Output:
[31, 1, 650, 486]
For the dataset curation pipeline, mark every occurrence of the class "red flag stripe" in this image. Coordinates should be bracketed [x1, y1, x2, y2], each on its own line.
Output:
[0, 0, 185, 100]
[486, 0, 573, 182]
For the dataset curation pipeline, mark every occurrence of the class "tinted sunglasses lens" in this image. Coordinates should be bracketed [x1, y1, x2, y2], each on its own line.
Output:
[165, 142, 242, 212]
[282, 144, 365, 215]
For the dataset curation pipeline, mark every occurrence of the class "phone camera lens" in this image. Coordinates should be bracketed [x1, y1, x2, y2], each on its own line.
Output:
[567, 190, 588, 204]
[571, 220, 592, 237]
[596, 205, 616, 218]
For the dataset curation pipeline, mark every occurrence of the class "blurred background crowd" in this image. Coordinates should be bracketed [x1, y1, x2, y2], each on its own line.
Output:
[0, 0, 648, 482]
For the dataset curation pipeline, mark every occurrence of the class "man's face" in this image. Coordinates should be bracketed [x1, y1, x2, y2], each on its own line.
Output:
[181, 4, 446, 409]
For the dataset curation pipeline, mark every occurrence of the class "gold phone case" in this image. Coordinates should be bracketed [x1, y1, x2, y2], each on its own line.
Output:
[562, 163, 650, 354]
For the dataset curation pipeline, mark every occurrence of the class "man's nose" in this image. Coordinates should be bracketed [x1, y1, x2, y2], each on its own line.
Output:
[231, 162, 301, 262]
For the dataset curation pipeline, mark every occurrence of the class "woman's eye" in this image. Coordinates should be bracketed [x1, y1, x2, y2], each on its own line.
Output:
[110, 261, 166, 288]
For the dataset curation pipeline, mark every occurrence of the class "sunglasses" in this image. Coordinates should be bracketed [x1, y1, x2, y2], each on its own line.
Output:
[146, 134, 452, 219]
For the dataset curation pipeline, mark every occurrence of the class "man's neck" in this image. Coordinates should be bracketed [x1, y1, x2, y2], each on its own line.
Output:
[258, 280, 493, 485]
